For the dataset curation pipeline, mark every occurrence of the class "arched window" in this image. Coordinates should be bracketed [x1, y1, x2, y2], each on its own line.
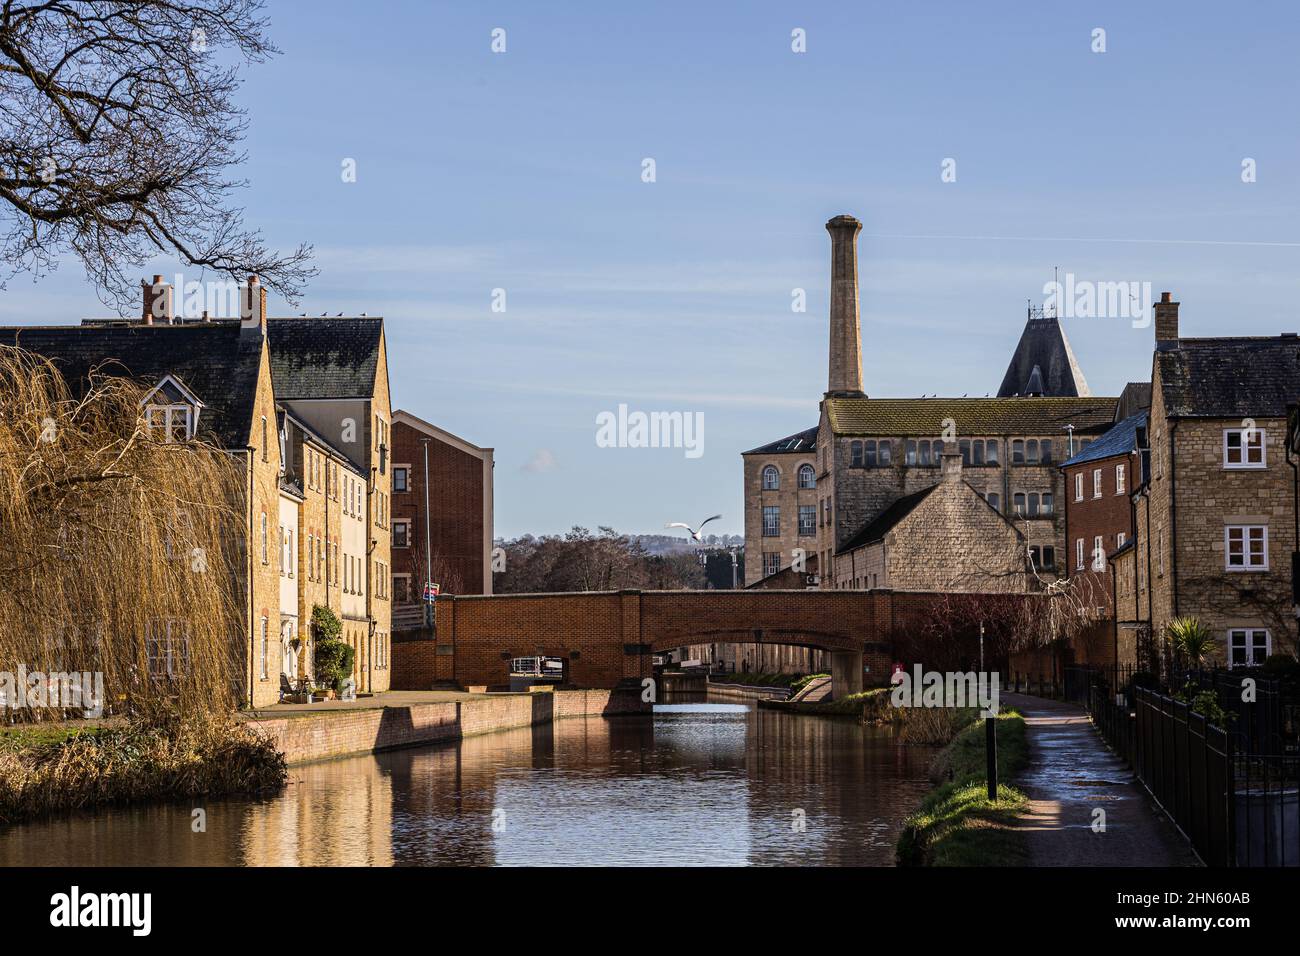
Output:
[1012, 439, 1025, 464]
[1026, 439, 1040, 465]
[797, 464, 816, 489]
[762, 465, 780, 490]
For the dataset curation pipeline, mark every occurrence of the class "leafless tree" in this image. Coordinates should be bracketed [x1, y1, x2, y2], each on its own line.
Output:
[0, 0, 313, 310]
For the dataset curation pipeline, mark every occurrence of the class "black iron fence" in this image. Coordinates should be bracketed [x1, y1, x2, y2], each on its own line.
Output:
[1062, 665, 1299, 867]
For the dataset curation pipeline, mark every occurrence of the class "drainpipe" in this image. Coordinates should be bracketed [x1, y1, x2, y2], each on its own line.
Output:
[244, 447, 255, 708]
[1287, 414, 1299, 617]
[1168, 420, 1179, 617]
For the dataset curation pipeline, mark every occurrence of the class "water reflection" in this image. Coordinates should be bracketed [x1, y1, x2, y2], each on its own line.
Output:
[0, 697, 935, 866]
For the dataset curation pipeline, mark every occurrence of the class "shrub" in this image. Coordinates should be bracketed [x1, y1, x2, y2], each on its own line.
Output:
[314, 639, 355, 691]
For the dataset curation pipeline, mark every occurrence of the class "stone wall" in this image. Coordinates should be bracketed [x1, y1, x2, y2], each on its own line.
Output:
[248, 689, 646, 765]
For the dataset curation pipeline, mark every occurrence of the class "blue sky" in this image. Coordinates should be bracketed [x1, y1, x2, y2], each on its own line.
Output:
[4, 1, 1299, 537]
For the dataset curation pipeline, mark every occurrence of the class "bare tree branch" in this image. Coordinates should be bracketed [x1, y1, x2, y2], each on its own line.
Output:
[0, 0, 314, 311]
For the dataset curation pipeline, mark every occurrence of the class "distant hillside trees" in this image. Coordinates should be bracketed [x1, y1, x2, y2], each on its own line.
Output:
[494, 526, 706, 593]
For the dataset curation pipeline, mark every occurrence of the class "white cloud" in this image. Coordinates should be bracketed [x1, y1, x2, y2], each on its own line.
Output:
[521, 448, 559, 473]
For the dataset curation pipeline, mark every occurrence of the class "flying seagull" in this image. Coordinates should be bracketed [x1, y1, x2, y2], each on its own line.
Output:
[665, 514, 722, 542]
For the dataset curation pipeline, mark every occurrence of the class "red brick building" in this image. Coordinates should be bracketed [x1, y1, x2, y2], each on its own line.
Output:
[1061, 410, 1148, 619]
[390, 410, 494, 631]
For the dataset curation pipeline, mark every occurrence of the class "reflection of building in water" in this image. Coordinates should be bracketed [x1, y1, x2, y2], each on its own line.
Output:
[241, 759, 393, 866]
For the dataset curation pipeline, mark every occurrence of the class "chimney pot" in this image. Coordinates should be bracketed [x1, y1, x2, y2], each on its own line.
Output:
[141, 276, 174, 325]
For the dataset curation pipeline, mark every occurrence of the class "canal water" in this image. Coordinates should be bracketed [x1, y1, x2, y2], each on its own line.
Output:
[0, 697, 936, 866]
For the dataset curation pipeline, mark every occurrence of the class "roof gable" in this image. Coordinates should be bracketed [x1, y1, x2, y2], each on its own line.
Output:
[266, 318, 383, 399]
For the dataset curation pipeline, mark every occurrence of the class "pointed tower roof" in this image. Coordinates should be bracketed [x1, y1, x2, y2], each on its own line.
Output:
[997, 314, 1090, 397]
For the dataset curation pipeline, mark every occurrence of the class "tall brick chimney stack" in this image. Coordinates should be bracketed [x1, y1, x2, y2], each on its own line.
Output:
[240, 275, 267, 337]
[142, 275, 174, 325]
[825, 215, 865, 397]
[1154, 291, 1179, 351]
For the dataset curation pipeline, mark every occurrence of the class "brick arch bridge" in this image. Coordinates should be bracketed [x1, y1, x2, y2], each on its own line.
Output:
[392, 588, 966, 699]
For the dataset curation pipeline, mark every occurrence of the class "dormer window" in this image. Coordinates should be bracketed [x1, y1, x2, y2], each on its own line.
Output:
[146, 403, 192, 442]
[141, 375, 201, 443]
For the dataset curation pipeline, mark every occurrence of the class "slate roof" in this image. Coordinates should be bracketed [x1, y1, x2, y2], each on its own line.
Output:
[1061, 413, 1147, 468]
[2, 324, 263, 448]
[1156, 336, 1300, 419]
[266, 318, 382, 399]
[742, 425, 818, 456]
[836, 485, 938, 553]
[824, 396, 1117, 436]
[997, 316, 1091, 397]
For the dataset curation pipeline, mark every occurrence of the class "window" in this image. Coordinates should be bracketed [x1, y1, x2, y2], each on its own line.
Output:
[763, 552, 780, 577]
[1074, 473, 1084, 502]
[1029, 546, 1056, 571]
[394, 520, 410, 548]
[877, 440, 891, 465]
[1117, 531, 1127, 549]
[762, 465, 780, 490]
[919, 440, 934, 466]
[1225, 525, 1268, 570]
[850, 441, 864, 468]
[260, 513, 268, 564]
[1093, 535, 1105, 571]
[394, 466, 409, 492]
[1041, 492, 1054, 515]
[1116, 463, 1126, 494]
[1075, 538, 1085, 571]
[260, 616, 269, 680]
[1026, 439, 1040, 465]
[797, 464, 816, 489]
[762, 506, 779, 537]
[145, 404, 193, 442]
[986, 440, 999, 465]
[798, 504, 816, 536]
[1092, 468, 1103, 498]
[959, 439, 971, 464]
[1228, 628, 1270, 668]
[1012, 439, 1025, 464]
[1040, 440, 1053, 464]
[986, 492, 1000, 511]
[307, 534, 315, 580]
[261, 417, 268, 462]
[971, 440, 984, 465]
[1224, 429, 1265, 468]
[1013, 492, 1026, 515]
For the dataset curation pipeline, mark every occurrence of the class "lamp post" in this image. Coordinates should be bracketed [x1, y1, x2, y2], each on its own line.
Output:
[981, 619, 998, 801]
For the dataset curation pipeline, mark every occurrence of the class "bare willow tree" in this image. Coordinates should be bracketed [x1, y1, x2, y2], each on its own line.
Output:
[0, 344, 246, 723]
[893, 514, 1106, 673]
[0, 0, 313, 310]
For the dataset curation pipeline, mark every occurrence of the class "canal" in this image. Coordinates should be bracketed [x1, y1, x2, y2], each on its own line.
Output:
[0, 697, 936, 866]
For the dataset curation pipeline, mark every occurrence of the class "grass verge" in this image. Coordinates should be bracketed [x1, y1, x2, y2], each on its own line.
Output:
[896, 710, 1031, 866]
[0, 715, 287, 823]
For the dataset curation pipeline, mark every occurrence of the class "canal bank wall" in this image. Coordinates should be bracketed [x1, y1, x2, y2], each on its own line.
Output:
[249, 690, 648, 766]
[705, 682, 791, 701]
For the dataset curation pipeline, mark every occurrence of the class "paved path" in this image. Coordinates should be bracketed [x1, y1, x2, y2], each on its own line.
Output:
[1004, 693, 1201, 867]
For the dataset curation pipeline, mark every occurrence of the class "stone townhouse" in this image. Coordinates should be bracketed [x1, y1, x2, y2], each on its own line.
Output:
[5, 278, 286, 705]
[4, 278, 396, 704]
[1120, 294, 1300, 669]
[742, 215, 1118, 599]
[267, 317, 394, 693]
[279, 409, 370, 688]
